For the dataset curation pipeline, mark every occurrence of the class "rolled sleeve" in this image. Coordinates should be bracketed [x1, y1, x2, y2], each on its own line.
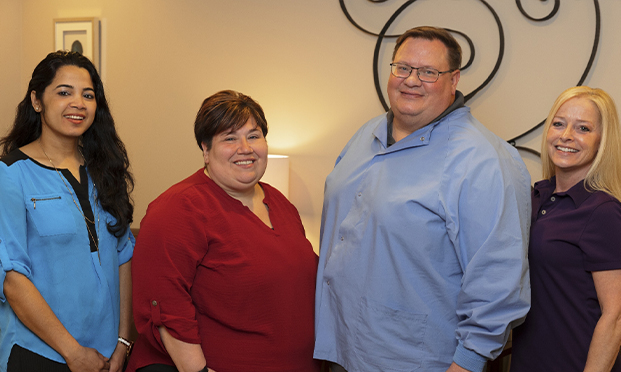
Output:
[0, 165, 32, 301]
[117, 229, 135, 265]
[132, 195, 207, 347]
[0, 238, 33, 302]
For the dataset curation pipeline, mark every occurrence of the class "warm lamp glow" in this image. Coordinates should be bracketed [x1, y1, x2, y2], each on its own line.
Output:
[262, 155, 290, 198]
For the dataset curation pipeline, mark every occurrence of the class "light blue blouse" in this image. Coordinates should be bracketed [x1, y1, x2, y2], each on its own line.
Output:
[314, 107, 532, 372]
[0, 150, 133, 370]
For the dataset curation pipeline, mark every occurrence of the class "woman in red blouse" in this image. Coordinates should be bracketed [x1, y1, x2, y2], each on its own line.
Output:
[126, 91, 320, 372]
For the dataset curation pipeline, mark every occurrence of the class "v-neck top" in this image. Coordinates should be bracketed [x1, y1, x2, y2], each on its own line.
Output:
[0, 149, 134, 369]
[53, 160, 98, 252]
[128, 169, 320, 372]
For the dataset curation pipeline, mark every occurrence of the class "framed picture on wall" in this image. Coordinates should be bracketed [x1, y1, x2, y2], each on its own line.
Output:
[53, 17, 100, 70]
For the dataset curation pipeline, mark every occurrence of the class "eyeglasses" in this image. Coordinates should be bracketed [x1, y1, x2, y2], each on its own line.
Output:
[390, 63, 455, 83]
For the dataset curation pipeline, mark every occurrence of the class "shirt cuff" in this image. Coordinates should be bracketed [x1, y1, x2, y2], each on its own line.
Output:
[117, 230, 135, 265]
[453, 342, 487, 372]
[0, 238, 32, 302]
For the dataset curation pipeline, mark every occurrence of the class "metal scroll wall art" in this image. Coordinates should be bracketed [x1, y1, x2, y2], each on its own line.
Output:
[340, 0, 601, 157]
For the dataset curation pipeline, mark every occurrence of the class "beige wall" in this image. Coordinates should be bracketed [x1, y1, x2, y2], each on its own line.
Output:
[0, 0, 22, 132]
[1, 0, 620, 251]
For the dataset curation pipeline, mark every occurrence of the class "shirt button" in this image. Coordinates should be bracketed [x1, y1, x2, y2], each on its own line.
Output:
[357, 192, 362, 197]
[326, 280, 330, 285]
[152, 300, 158, 306]
[541, 210, 547, 215]
[420, 137, 425, 141]
[340, 236, 344, 241]
[551, 196, 556, 202]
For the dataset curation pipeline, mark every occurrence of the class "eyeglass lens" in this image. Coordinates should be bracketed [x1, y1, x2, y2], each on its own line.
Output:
[391, 64, 439, 83]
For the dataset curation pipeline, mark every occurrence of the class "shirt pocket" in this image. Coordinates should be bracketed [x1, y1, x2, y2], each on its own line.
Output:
[26, 194, 77, 236]
[354, 296, 427, 371]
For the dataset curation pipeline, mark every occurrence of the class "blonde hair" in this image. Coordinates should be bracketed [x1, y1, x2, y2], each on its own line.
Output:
[541, 86, 621, 201]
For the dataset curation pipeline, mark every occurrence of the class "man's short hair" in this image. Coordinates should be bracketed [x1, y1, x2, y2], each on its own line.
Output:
[392, 26, 462, 71]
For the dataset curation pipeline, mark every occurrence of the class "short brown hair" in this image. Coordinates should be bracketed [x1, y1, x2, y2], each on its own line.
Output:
[194, 90, 268, 150]
[392, 26, 462, 71]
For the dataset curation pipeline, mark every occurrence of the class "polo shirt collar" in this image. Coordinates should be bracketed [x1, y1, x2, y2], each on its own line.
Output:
[534, 176, 593, 208]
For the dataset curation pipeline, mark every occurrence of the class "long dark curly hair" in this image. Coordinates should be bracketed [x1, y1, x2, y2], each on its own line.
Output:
[0, 51, 134, 236]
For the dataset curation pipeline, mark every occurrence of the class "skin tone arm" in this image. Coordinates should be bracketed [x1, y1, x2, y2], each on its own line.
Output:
[158, 326, 216, 372]
[109, 260, 132, 372]
[446, 362, 470, 372]
[3, 270, 110, 372]
[584, 269, 621, 372]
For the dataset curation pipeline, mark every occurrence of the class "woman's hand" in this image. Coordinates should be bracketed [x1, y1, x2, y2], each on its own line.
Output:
[64, 344, 110, 372]
[112, 260, 133, 372]
[107, 343, 128, 372]
[4, 271, 110, 371]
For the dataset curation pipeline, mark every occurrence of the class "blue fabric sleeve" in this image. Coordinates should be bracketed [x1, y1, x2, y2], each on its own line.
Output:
[117, 228, 135, 265]
[0, 165, 33, 301]
[444, 139, 531, 364]
[454, 342, 488, 372]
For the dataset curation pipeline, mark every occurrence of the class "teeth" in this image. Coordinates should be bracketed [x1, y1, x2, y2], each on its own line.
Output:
[557, 146, 577, 153]
[235, 160, 253, 165]
[65, 115, 83, 120]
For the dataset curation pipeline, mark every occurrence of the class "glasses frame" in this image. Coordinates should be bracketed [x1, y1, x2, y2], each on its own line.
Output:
[389, 63, 455, 83]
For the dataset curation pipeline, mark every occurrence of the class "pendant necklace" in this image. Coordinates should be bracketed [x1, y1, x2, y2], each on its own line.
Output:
[39, 140, 101, 263]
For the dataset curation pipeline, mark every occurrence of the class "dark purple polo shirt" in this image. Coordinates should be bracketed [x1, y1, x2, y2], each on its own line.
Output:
[511, 177, 621, 371]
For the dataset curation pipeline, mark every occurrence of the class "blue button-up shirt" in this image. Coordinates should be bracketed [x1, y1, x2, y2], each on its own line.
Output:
[0, 150, 134, 370]
[314, 106, 531, 372]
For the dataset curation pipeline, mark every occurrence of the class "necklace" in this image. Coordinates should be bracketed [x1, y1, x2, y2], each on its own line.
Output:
[39, 140, 100, 261]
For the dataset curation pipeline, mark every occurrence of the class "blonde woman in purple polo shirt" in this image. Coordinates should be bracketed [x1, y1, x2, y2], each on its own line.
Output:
[512, 86, 621, 372]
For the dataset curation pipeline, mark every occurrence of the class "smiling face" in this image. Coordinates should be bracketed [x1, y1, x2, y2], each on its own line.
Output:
[202, 117, 268, 196]
[546, 97, 602, 184]
[387, 37, 460, 135]
[31, 65, 96, 143]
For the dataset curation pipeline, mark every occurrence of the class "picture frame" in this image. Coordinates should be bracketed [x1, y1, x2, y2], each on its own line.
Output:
[53, 17, 100, 70]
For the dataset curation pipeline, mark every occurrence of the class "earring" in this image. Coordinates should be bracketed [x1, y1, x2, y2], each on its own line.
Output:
[34, 106, 40, 112]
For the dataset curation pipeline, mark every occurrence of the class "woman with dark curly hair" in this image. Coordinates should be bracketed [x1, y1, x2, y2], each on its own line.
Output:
[0, 51, 135, 372]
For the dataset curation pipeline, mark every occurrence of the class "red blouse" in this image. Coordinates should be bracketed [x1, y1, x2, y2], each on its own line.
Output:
[127, 169, 320, 372]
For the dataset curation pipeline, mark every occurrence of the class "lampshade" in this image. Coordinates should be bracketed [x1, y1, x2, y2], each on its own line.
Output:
[262, 155, 290, 198]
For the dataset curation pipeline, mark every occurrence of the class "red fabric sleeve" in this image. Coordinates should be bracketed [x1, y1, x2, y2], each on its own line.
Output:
[132, 191, 208, 346]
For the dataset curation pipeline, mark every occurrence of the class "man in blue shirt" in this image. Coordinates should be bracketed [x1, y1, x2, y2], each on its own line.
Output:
[314, 26, 531, 372]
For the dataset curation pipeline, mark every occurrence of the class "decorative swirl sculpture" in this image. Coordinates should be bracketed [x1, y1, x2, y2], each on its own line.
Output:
[339, 0, 601, 157]
[516, 0, 559, 22]
[509, 0, 600, 149]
